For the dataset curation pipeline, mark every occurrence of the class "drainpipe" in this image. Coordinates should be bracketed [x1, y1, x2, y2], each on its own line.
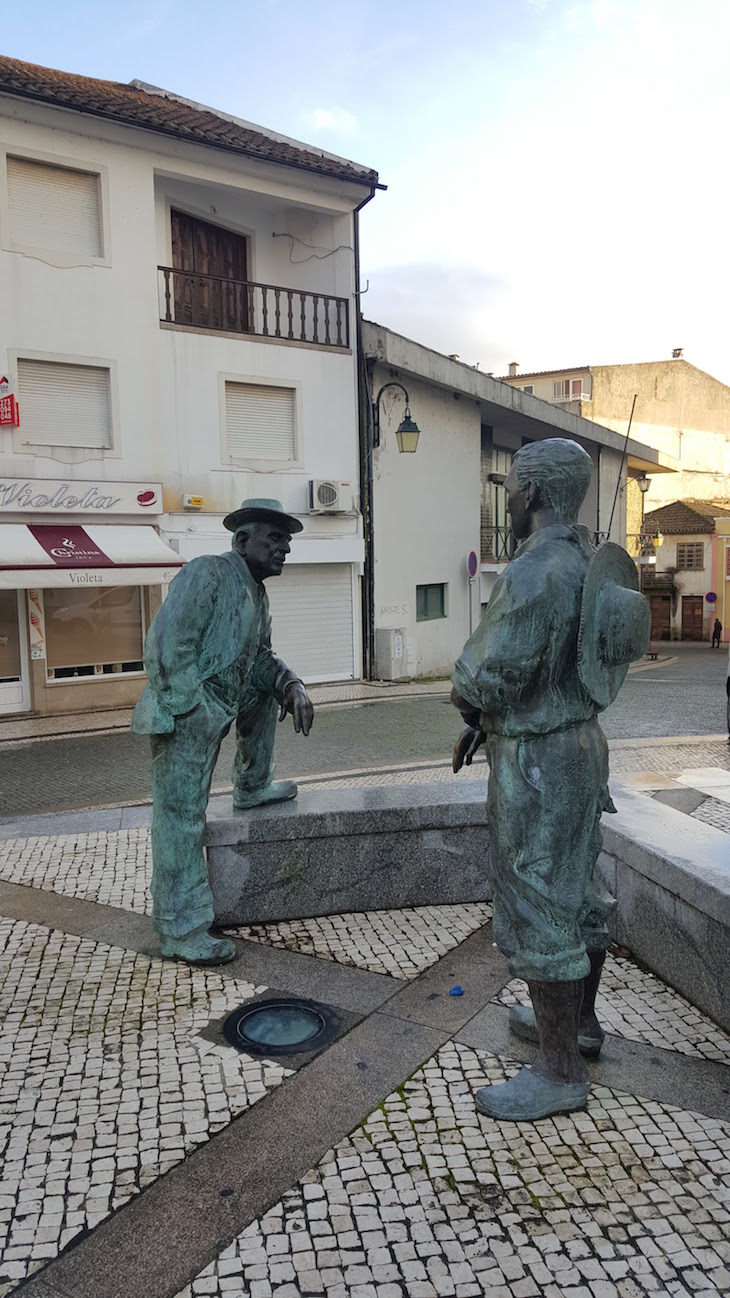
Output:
[353, 187, 377, 679]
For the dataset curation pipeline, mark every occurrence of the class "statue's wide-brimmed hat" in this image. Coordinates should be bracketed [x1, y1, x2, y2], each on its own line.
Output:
[223, 497, 303, 535]
[578, 542, 651, 708]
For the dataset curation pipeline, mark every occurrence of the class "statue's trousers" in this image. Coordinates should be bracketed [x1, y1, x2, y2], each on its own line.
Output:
[149, 690, 277, 938]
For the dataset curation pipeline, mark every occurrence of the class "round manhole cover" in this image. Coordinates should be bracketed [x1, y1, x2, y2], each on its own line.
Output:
[224, 997, 339, 1056]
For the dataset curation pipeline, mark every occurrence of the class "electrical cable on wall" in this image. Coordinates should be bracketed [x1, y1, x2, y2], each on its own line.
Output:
[272, 232, 353, 263]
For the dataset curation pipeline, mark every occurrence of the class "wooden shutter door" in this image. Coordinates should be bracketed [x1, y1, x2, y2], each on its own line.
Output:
[171, 211, 195, 324]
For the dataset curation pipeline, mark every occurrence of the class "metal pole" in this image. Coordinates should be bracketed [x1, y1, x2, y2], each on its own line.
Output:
[608, 393, 637, 540]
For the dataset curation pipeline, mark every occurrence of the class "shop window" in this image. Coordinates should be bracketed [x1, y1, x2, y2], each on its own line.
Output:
[416, 583, 446, 621]
[676, 542, 704, 571]
[0, 591, 21, 683]
[7, 155, 103, 258]
[17, 358, 113, 450]
[44, 586, 144, 680]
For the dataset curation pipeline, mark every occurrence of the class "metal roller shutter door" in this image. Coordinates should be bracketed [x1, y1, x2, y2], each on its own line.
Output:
[266, 563, 355, 683]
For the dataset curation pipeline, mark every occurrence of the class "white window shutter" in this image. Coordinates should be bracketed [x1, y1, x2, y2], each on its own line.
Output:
[225, 383, 295, 461]
[7, 156, 102, 257]
[266, 564, 354, 681]
[17, 359, 112, 449]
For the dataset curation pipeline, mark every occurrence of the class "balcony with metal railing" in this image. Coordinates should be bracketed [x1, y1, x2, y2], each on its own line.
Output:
[481, 526, 515, 564]
[157, 266, 351, 350]
[625, 532, 661, 563]
[482, 528, 661, 565]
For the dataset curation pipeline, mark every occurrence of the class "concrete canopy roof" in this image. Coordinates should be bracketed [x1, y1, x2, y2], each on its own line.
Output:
[363, 322, 677, 475]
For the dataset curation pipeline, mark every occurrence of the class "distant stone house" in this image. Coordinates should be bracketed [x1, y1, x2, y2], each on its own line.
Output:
[641, 500, 730, 641]
[500, 355, 730, 527]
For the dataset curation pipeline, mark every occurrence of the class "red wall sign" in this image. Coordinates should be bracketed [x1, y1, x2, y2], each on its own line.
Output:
[0, 395, 19, 426]
[28, 525, 114, 567]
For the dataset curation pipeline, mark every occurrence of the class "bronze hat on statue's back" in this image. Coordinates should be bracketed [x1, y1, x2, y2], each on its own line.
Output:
[578, 542, 651, 709]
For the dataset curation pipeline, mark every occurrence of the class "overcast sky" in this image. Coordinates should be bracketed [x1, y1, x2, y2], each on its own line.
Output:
[5, 0, 730, 383]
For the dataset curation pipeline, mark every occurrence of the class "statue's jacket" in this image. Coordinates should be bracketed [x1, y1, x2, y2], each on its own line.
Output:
[453, 523, 597, 736]
[453, 522, 615, 980]
[131, 548, 298, 736]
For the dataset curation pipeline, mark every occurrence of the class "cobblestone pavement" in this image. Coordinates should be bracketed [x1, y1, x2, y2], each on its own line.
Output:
[1, 726, 729, 1296]
[176, 1040, 730, 1298]
[495, 958, 730, 1065]
[229, 906, 494, 981]
[0, 918, 287, 1294]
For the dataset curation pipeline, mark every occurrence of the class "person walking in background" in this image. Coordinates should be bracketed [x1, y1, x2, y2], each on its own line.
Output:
[712, 617, 723, 648]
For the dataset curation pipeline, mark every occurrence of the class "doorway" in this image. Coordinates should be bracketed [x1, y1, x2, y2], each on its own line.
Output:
[681, 595, 704, 641]
[171, 210, 249, 333]
[0, 590, 30, 714]
[649, 595, 671, 641]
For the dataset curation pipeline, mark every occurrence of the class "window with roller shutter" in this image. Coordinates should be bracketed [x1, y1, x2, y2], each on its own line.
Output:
[224, 381, 296, 463]
[16, 358, 113, 450]
[6, 156, 103, 259]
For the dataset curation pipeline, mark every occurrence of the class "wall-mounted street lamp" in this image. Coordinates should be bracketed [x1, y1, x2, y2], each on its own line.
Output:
[637, 473, 650, 495]
[372, 382, 421, 453]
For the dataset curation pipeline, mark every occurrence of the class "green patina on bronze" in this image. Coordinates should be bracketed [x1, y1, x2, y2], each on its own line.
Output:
[131, 498, 313, 967]
[452, 438, 650, 1121]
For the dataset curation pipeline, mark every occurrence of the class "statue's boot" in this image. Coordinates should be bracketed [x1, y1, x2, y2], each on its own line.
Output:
[234, 779, 297, 810]
[160, 925, 236, 966]
[476, 1067, 589, 1121]
[508, 950, 607, 1056]
[508, 1005, 603, 1056]
[477, 978, 589, 1121]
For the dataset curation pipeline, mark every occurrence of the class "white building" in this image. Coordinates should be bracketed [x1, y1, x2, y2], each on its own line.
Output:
[0, 56, 379, 718]
[362, 323, 674, 680]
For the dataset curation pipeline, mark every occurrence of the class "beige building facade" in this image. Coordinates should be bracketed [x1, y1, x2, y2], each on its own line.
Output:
[502, 356, 730, 522]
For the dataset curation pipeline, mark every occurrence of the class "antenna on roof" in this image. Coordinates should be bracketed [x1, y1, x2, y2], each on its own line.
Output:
[607, 394, 637, 540]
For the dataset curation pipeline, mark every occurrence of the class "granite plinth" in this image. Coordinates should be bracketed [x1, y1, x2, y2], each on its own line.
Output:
[599, 781, 730, 1033]
[205, 776, 730, 1037]
[204, 780, 491, 924]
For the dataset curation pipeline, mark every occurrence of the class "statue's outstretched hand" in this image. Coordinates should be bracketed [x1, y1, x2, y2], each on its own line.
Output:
[279, 681, 314, 736]
[452, 725, 486, 773]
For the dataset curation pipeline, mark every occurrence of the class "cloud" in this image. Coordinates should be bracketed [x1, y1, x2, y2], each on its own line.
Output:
[305, 107, 357, 135]
[362, 264, 507, 371]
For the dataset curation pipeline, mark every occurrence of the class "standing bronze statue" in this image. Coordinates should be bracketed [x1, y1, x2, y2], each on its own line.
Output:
[452, 439, 649, 1121]
[132, 498, 313, 967]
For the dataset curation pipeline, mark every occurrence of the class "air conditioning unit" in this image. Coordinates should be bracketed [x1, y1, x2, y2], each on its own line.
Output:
[308, 480, 353, 514]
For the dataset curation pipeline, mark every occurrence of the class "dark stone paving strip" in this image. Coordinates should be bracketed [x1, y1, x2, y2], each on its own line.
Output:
[14, 1013, 449, 1298]
[377, 923, 511, 1031]
[6, 880, 730, 1298]
[0, 880, 396, 1015]
[458, 1003, 730, 1121]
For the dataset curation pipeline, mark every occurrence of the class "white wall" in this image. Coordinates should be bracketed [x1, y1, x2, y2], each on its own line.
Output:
[511, 371, 592, 402]
[371, 367, 481, 679]
[0, 98, 363, 539]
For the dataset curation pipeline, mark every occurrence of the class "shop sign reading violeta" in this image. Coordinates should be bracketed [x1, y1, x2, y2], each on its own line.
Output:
[0, 478, 163, 515]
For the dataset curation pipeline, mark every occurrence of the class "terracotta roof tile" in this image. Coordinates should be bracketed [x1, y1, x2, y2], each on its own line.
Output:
[0, 55, 379, 188]
[642, 499, 730, 534]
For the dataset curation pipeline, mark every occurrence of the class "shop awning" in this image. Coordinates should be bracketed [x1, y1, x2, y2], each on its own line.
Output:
[0, 524, 185, 589]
